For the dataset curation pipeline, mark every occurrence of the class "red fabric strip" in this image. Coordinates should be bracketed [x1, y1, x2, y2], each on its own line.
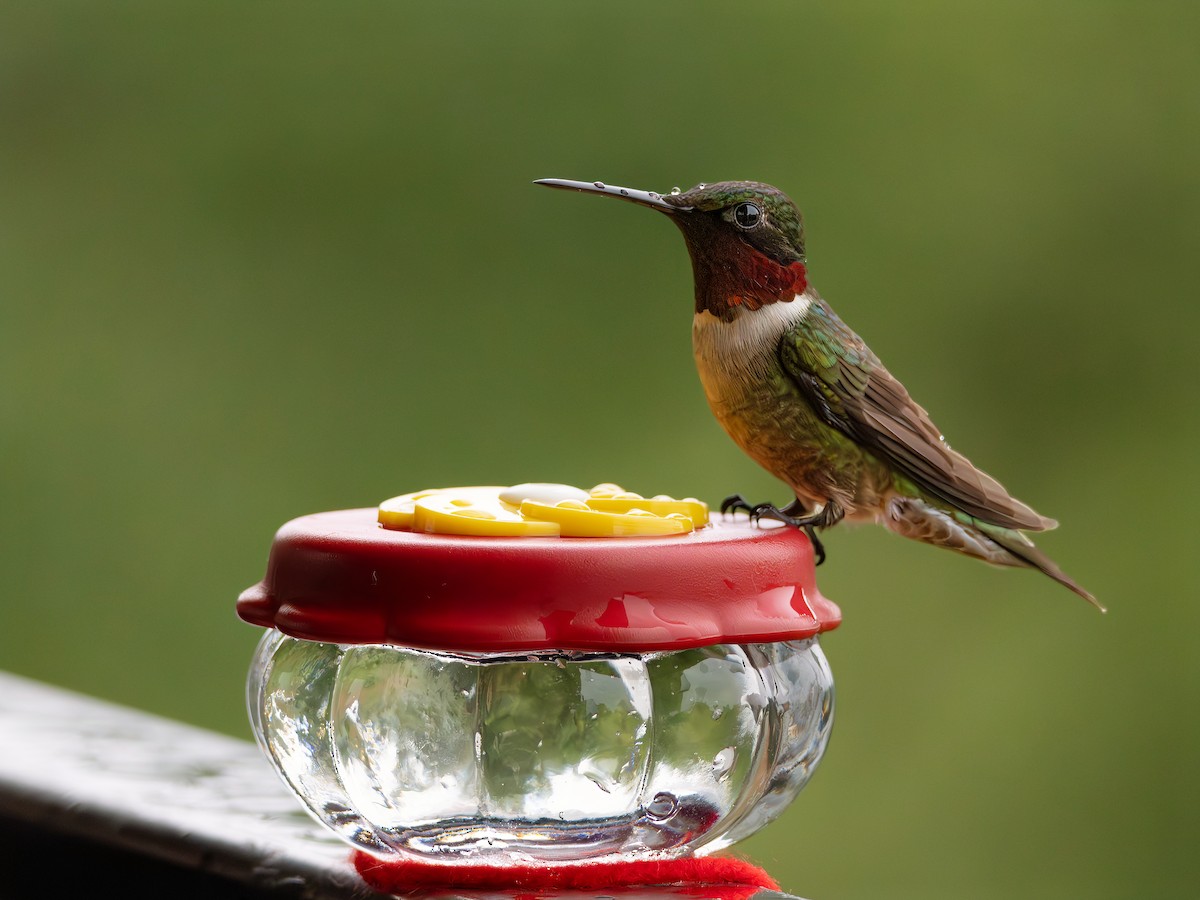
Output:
[352, 850, 780, 897]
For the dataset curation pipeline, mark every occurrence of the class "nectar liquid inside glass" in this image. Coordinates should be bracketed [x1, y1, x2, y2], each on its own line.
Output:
[249, 632, 834, 861]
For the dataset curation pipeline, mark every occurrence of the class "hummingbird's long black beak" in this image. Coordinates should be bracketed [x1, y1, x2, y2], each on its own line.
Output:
[534, 178, 688, 213]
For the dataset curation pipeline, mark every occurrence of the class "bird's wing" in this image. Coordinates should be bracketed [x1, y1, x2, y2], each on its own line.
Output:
[778, 301, 1055, 531]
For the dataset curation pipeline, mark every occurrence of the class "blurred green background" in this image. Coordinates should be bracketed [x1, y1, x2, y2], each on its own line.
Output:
[2, 2, 1197, 897]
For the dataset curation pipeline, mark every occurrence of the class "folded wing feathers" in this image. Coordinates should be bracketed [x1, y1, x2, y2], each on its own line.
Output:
[785, 331, 1055, 532]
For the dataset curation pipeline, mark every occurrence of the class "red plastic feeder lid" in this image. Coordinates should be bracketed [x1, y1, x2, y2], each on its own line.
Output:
[237, 484, 840, 652]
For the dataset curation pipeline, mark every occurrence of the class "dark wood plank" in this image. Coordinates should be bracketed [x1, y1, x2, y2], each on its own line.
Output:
[0, 671, 380, 898]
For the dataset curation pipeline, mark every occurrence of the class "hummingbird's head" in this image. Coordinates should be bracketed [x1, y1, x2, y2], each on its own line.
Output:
[661, 181, 806, 264]
[536, 178, 809, 320]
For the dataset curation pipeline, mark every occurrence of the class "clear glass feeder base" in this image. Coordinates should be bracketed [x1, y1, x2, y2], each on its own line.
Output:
[248, 632, 834, 863]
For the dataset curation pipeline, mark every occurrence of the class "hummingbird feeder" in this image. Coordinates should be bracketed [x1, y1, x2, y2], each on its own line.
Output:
[237, 483, 839, 866]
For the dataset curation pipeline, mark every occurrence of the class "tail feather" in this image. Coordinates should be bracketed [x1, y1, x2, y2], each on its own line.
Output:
[884, 497, 1102, 610]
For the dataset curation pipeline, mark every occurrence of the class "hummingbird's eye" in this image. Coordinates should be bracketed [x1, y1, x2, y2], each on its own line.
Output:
[732, 202, 762, 229]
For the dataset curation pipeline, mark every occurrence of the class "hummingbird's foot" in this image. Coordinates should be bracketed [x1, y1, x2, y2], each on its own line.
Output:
[748, 500, 840, 566]
[755, 510, 825, 564]
[719, 493, 756, 516]
[810, 529, 826, 566]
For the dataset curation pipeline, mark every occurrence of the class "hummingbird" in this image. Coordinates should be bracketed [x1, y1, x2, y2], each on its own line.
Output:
[536, 177, 1099, 609]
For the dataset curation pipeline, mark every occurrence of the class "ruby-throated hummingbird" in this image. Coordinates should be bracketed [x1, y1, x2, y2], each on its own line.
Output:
[536, 178, 1099, 609]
